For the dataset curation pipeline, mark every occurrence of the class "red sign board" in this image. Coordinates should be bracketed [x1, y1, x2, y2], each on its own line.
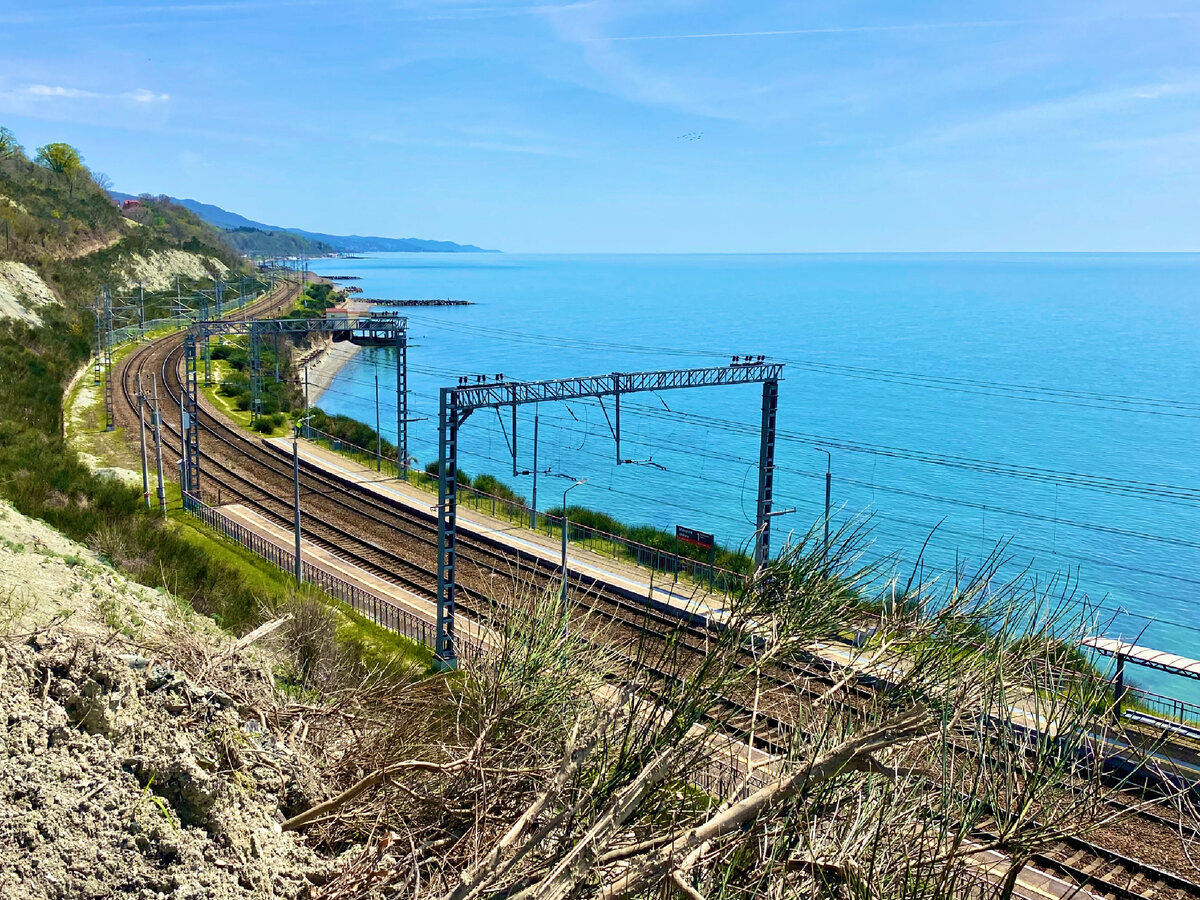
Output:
[676, 526, 715, 549]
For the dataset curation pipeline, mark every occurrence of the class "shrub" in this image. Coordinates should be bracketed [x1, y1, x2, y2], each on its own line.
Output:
[472, 473, 526, 505]
[424, 459, 471, 486]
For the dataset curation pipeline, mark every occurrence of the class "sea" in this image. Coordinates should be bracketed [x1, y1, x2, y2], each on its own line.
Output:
[305, 252, 1200, 703]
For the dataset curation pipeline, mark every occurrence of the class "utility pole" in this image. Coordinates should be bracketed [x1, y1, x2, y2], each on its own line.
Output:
[817, 449, 831, 574]
[137, 375, 150, 509]
[93, 294, 103, 386]
[530, 410, 539, 529]
[293, 424, 303, 583]
[397, 328, 408, 481]
[102, 286, 114, 432]
[374, 372, 381, 472]
[138, 283, 145, 342]
[179, 406, 188, 497]
[303, 366, 311, 439]
[560, 479, 587, 638]
[152, 375, 166, 514]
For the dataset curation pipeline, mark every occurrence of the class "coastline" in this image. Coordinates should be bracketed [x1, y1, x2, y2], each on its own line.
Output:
[303, 339, 362, 406]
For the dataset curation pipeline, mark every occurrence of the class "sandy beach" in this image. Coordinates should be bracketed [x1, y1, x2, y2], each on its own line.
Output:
[303, 338, 362, 405]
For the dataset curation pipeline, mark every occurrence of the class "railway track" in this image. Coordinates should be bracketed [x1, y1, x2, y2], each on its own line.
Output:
[109, 282, 1200, 898]
[121, 317, 804, 753]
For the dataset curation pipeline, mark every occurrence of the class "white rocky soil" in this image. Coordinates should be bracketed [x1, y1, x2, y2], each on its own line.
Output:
[1, 248, 232, 324]
[121, 250, 230, 291]
[0, 261, 58, 325]
[0, 500, 329, 899]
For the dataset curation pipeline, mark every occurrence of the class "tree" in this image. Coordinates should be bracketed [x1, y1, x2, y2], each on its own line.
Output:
[34, 142, 84, 195]
[0, 126, 20, 158]
[89, 169, 113, 192]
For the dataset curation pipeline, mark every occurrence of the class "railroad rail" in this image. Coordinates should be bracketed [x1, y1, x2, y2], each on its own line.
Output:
[109, 281, 1200, 899]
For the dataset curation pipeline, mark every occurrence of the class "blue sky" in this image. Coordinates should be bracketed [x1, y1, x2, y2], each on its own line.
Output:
[1, 1, 1198, 252]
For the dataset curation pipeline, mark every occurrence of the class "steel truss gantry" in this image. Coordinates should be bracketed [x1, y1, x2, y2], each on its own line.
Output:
[180, 313, 408, 507]
[91, 278, 268, 443]
[434, 362, 783, 669]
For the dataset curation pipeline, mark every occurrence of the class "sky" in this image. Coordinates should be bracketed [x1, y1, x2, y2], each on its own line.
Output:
[1, 1, 1198, 252]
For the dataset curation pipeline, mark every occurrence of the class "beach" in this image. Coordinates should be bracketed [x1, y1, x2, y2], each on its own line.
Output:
[303, 337, 362, 405]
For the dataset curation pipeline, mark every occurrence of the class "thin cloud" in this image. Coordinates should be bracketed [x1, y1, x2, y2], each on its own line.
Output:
[894, 81, 1200, 152]
[596, 13, 1200, 42]
[125, 88, 170, 103]
[21, 84, 170, 104]
[27, 85, 99, 99]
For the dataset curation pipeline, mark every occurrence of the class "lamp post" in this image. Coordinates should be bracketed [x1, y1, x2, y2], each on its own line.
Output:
[560, 478, 587, 637]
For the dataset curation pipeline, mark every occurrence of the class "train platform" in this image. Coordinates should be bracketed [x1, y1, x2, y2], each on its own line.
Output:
[215, 502, 494, 653]
[262, 436, 734, 624]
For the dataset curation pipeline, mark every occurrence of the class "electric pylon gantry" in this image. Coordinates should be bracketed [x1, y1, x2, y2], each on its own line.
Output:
[179, 312, 408, 507]
[434, 362, 783, 669]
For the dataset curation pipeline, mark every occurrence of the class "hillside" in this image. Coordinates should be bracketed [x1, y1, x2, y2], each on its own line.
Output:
[110, 191, 497, 253]
[0, 130, 243, 325]
[222, 226, 337, 257]
[0, 498, 327, 899]
[0, 137, 126, 263]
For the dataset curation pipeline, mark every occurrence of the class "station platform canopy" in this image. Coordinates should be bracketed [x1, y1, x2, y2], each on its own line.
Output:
[1082, 637, 1200, 681]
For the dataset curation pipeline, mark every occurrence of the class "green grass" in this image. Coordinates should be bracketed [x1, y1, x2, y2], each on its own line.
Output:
[332, 598, 434, 674]
[203, 359, 291, 438]
[165, 491, 429, 671]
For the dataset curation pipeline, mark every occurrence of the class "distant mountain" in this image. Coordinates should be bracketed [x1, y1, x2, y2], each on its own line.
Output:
[223, 227, 338, 257]
[281, 228, 495, 254]
[109, 192, 496, 253]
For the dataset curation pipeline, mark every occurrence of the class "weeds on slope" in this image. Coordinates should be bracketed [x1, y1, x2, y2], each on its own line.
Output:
[282, 524, 1153, 900]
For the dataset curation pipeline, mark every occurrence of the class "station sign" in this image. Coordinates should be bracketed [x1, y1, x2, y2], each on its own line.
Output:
[676, 526, 715, 549]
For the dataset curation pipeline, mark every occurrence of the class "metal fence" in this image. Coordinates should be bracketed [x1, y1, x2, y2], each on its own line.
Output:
[185, 493, 437, 650]
[302, 430, 746, 595]
[1124, 684, 1200, 727]
[308, 425, 400, 475]
[442, 476, 747, 594]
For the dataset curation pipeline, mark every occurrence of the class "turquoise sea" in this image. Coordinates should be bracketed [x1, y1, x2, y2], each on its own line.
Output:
[306, 253, 1200, 702]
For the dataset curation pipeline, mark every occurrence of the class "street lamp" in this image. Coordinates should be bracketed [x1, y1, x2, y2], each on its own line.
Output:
[560, 478, 587, 637]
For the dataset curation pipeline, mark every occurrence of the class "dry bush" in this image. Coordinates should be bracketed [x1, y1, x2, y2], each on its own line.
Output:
[287, 524, 1159, 900]
[86, 519, 151, 577]
[280, 594, 341, 687]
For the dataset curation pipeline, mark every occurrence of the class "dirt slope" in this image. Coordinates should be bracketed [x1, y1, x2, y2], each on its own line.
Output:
[0, 499, 329, 899]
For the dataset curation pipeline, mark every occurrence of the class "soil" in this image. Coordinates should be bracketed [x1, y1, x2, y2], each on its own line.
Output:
[0, 500, 330, 899]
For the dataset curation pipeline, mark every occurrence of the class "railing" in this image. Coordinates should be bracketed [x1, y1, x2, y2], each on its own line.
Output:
[301, 429, 746, 595]
[308, 425, 401, 476]
[184, 492, 438, 651]
[444, 476, 747, 595]
[1123, 685, 1200, 727]
[688, 754, 769, 801]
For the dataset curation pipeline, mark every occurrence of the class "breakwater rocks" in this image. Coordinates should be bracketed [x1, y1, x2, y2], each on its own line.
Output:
[360, 297, 473, 306]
